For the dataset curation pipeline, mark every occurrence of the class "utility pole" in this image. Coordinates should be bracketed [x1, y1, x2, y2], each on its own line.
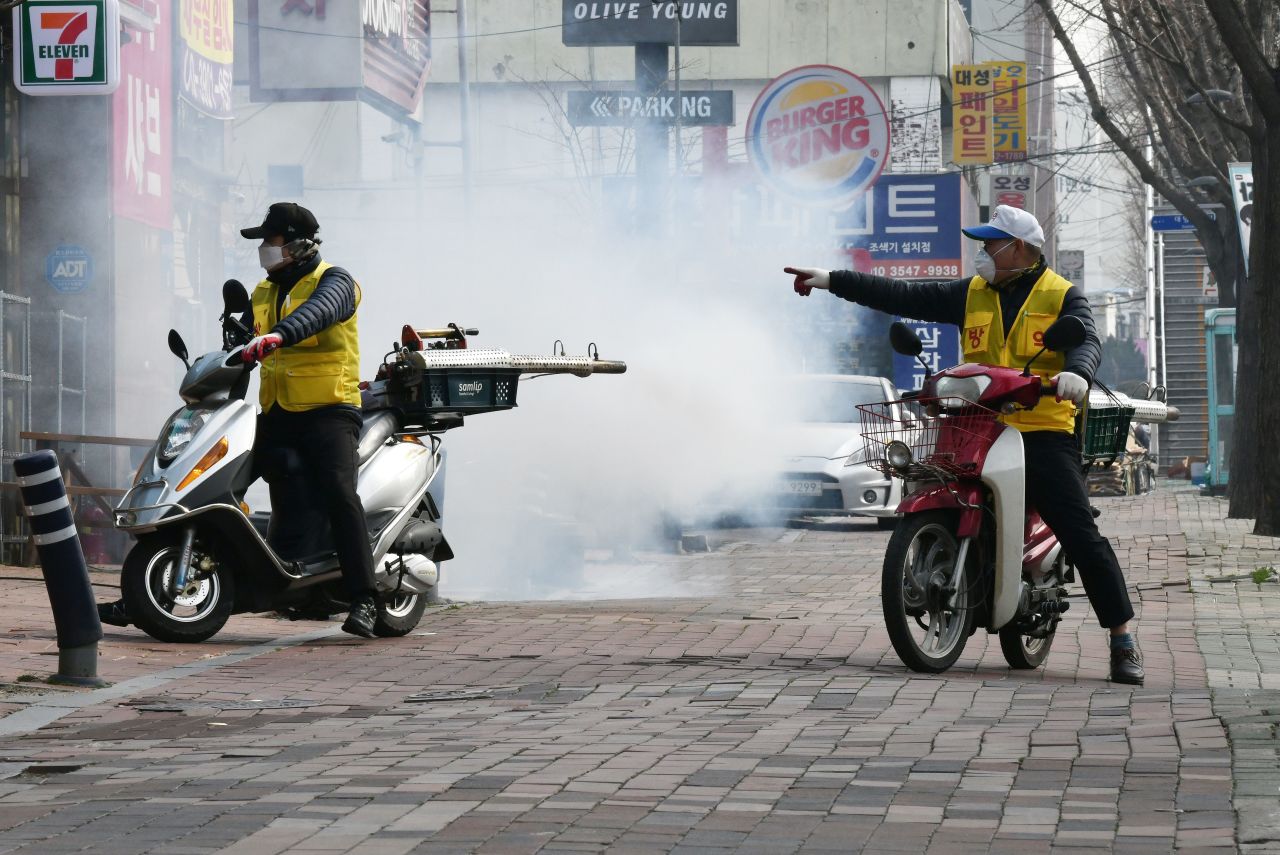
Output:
[634, 42, 669, 233]
[673, 7, 682, 177]
[456, 0, 474, 219]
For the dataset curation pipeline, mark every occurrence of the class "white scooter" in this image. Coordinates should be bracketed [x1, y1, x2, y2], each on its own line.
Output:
[114, 280, 624, 642]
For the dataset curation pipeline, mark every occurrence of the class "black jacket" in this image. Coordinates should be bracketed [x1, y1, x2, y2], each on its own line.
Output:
[266, 255, 358, 347]
[829, 257, 1102, 382]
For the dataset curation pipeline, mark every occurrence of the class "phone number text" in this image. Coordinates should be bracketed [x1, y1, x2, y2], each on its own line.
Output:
[869, 262, 961, 279]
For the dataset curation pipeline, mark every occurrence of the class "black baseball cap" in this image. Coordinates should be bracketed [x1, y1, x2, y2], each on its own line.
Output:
[240, 202, 320, 240]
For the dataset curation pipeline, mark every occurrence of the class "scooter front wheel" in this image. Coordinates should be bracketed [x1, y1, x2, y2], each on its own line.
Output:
[121, 535, 233, 643]
[881, 511, 975, 673]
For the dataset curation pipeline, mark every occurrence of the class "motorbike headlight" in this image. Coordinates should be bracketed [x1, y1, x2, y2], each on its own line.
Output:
[932, 375, 992, 408]
[158, 407, 211, 466]
[885, 440, 913, 471]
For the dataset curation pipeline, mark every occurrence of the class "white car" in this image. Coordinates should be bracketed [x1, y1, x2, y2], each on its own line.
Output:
[777, 374, 907, 529]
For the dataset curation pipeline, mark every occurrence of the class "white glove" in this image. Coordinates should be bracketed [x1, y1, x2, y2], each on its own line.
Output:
[1052, 371, 1089, 404]
[784, 266, 831, 296]
[243, 333, 284, 364]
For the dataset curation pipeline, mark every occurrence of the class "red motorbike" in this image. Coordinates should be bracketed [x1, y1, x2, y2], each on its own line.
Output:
[859, 316, 1092, 673]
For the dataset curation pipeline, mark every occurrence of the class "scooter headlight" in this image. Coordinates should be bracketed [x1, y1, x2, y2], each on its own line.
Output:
[158, 407, 212, 466]
[885, 440, 913, 471]
[932, 375, 992, 408]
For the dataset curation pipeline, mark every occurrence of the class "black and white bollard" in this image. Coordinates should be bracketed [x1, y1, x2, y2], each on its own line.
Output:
[14, 450, 105, 687]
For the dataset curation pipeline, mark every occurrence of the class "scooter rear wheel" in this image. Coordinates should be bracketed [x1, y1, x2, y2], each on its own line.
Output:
[373, 590, 428, 637]
[882, 511, 975, 673]
[122, 535, 233, 643]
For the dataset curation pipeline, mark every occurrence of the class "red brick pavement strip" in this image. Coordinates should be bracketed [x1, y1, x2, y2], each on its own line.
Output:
[0, 491, 1241, 853]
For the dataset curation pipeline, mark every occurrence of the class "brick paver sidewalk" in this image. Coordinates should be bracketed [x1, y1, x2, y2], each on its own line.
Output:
[0, 485, 1272, 853]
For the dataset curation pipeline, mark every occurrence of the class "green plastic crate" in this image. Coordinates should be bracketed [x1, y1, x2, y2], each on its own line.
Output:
[1080, 405, 1136, 462]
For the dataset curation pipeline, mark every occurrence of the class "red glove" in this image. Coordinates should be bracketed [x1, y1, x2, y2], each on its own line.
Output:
[243, 333, 283, 363]
[784, 266, 831, 297]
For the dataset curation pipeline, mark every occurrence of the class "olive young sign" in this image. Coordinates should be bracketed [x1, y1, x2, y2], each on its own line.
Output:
[563, 1, 739, 46]
[12, 0, 121, 95]
[746, 65, 890, 209]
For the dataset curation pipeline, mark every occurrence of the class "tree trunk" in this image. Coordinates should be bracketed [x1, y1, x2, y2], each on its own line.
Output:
[1248, 129, 1280, 534]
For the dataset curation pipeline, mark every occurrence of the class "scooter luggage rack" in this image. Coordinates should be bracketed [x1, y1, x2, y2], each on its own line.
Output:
[857, 398, 1001, 480]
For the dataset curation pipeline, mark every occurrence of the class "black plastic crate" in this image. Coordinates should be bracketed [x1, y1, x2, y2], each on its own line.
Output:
[363, 366, 521, 423]
[422, 368, 520, 410]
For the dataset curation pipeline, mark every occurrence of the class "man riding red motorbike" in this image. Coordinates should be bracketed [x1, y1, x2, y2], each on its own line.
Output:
[786, 204, 1143, 685]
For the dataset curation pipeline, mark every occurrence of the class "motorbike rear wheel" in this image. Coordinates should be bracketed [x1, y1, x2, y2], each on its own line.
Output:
[121, 534, 233, 643]
[998, 624, 1055, 669]
[881, 511, 975, 673]
[373, 590, 428, 637]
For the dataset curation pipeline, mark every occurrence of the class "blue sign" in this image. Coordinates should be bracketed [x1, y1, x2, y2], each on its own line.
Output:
[893, 319, 961, 392]
[45, 245, 93, 294]
[1150, 213, 1213, 231]
[834, 173, 964, 275]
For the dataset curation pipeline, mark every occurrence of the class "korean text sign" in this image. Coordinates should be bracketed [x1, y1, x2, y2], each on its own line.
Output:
[989, 62, 1027, 162]
[834, 173, 963, 279]
[893, 321, 960, 392]
[951, 64, 992, 165]
[112, 0, 172, 229]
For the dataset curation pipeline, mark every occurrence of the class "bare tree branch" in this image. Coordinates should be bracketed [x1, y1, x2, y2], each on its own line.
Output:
[1203, 0, 1280, 126]
[1033, 0, 1218, 234]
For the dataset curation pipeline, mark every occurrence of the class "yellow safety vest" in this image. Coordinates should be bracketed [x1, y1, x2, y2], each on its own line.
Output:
[251, 261, 363, 413]
[961, 267, 1077, 433]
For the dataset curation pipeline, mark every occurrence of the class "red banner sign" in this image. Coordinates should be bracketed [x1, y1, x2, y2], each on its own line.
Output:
[112, 2, 172, 229]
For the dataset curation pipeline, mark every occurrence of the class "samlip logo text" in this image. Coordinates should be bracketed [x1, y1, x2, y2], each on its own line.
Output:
[456, 382, 485, 395]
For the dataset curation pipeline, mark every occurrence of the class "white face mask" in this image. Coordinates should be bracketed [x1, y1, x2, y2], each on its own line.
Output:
[974, 249, 997, 283]
[258, 243, 286, 271]
[974, 242, 1016, 283]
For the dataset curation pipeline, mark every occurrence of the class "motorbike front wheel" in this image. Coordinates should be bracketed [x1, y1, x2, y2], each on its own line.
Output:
[121, 534, 234, 643]
[881, 511, 975, 673]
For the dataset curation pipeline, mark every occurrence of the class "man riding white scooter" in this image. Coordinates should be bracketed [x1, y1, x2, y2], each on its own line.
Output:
[101, 202, 381, 639]
[786, 205, 1144, 685]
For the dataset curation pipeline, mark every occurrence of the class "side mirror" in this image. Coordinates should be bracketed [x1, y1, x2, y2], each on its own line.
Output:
[1042, 315, 1087, 352]
[222, 279, 251, 314]
[167, 329, 191, 369]
[889, 321, 932, 382]
[889, 321, 924, 357]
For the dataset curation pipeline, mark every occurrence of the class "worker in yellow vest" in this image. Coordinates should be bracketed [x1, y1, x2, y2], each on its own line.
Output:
[784, 205, 1143, 686]
[240, 202, 379, 639]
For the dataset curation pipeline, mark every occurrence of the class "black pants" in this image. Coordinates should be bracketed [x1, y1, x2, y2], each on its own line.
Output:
[1024, 430, 1134, 629]
[255, 406, 377, 600]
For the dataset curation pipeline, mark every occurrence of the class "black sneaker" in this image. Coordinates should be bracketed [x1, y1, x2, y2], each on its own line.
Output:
[341, 596, 377, 638]
[98, 600, 130, 627]
[1110, 645, 1144, 685]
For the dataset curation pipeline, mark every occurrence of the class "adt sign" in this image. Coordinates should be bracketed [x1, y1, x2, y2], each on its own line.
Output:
[45, 245, 93, 293]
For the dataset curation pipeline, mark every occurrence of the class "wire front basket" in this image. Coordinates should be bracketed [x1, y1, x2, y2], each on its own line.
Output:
[857, 399, 1002, 480]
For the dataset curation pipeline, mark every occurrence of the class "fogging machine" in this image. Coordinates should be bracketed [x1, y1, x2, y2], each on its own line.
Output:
[363, 324, 626, 429]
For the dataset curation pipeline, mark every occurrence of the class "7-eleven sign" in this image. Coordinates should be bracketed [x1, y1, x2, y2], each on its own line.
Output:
[13, 0, 120, 95]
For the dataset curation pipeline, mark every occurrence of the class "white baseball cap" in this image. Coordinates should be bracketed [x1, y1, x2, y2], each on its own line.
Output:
[962, 205, 1045, 248]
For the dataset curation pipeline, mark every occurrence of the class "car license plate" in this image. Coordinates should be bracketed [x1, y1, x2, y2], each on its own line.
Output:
[785, 480, 824, 496]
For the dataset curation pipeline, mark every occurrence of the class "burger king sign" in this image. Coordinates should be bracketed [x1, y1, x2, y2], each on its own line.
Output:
[746, 65, 890, 209]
